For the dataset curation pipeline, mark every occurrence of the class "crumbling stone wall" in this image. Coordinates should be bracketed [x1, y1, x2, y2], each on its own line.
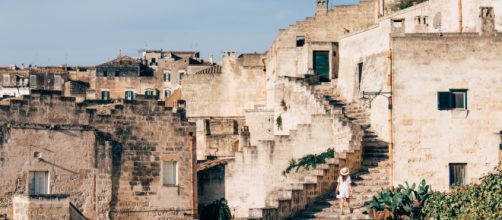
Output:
[194, 118, 245, 160]
[0, 90, 196, 220]
[392, 33, 502, 190]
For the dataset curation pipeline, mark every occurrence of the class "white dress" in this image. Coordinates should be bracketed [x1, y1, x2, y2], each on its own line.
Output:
[337, 176, 351, 199]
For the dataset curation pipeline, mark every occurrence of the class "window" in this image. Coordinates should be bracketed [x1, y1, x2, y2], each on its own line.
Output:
[164, 90, 171, 98]
[53, 75, 61, 87]
[205, 119, 211, 135]
[125, 90, 134, 100]
[30, 75, 37, 88]
[449, 163, 467, 187]
[145, 90, 154, 96]
[103, 71, 108, 77]
[358, 62, 364, 89]
[163, 161, 178, 186]
[437, 89, 467, 110]
[3, 75, 10, 86]
[115, 70, 120, 77]
[150, 58, 157, 66]
[296, 36, 305, 47]
[164, 71, 171, 82]
[101, 90, 110, 101]
[29, 171, 49, 195]
[179, 72, 185, 82]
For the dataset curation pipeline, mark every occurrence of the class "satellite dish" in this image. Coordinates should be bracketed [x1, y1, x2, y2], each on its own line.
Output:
[433, 12, 442, 29]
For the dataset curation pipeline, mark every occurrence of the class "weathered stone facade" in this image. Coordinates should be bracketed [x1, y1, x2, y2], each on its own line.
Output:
[392, 33, 502, 190]
[0, 91, 197, 220]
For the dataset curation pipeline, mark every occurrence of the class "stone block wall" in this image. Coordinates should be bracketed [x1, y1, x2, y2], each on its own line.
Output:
[182, 56, 266, 118]
[0, 90, 197, 220]
[392, 33, 502, 190]
[12, 195, 70, 220]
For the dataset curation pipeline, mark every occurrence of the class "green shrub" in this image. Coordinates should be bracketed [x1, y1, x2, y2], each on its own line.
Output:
[423, 169, 502, 219]
[282, 148, 335, 175]
[399, 0, 428, 10]
[366, 180, 431, 219]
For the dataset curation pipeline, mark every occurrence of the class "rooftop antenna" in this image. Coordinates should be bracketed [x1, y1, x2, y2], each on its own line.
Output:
[118, 49, 122, 58]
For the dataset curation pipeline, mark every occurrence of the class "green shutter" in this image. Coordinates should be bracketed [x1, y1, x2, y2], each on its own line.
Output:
[438, 92, 452, 110]
[313, 51, 330, 82]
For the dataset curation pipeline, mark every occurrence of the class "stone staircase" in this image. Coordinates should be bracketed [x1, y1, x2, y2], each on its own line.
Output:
[292, 82, 390, 219]
[229, 78, 389, 219]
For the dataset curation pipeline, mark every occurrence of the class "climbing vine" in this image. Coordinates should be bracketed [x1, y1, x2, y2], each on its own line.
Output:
[282, 148, 335, 175]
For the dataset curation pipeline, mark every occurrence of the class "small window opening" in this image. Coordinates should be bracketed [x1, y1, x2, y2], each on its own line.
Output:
[30, 75, 37, 88]
[103, 71, 108, 77]
[437, 89, 467, 110]
[233, 120, 239, 135]
[205, 119, 211, 135]
[125, 90, 134, 100]
[296, 36, 305, 47]
[29, 171, 49, 195]
[102, 90, 110, 101]
[164, 90, 171, 99]
[162, 161, 178, 186]
[358, 62, 364, 89]
[449, 163, 467, 187]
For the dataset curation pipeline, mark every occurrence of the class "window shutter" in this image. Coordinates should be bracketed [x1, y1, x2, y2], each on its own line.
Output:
[437, 92, 452, 110]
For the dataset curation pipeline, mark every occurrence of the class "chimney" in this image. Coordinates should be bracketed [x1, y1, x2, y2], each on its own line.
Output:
[316, 0, 329, 15]
[209, 54, 214, 64]
[391, 18, 406, 35]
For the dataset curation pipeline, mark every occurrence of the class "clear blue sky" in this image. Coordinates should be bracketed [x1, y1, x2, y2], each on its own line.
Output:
[0, 0, 358, 66]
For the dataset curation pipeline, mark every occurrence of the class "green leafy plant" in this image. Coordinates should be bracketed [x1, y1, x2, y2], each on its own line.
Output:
[366, 180, 432, 220]
[276, 115, 283, 130]
[423, 169, 502, 219]
[199, 198, 232, 220]
[282, 148, 335, 175]
[399, 0, 428, 10]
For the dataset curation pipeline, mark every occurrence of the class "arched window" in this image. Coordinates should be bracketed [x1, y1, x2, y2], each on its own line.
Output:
[164, 89, 172, 99]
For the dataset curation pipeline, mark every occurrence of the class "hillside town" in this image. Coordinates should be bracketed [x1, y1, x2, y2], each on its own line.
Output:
[0, 0, 501, 219]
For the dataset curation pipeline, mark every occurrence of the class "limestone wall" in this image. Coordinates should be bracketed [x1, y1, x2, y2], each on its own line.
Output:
[13, 195, 70, 220]
[0, 91, 197, 220]
[193, 118, 245, 160]
[338, 0, 502, 141]
[392, 33, 502, 191]
[225, 79, 364, 218]
[182, 56, 266, 118]
[265, 0, 376, 81]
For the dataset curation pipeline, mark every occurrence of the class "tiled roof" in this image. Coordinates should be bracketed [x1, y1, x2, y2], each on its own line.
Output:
[195, 65, 222, 74]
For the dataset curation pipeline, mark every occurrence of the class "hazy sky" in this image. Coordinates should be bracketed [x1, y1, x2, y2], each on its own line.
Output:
[0, 0, 357, 66]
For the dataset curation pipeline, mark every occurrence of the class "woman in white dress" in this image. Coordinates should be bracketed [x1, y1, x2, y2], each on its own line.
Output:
[336, 167, 353, 215]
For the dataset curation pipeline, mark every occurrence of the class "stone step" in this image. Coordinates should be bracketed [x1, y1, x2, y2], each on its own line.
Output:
[362, 160, 389, 167]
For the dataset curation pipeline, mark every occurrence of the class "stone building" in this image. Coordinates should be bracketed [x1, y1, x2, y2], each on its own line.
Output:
[182, 0, 502, 219]
[0, 91, 197, 219]
[0, 66, 30, 98]
[1, 0, 501, 219]
[143, 50, 214, 101]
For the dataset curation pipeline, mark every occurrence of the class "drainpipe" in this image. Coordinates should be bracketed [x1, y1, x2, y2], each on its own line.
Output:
[188, 135, 197, 218]
[386, 49, 394, 188]
[459, 0, 463, 32]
